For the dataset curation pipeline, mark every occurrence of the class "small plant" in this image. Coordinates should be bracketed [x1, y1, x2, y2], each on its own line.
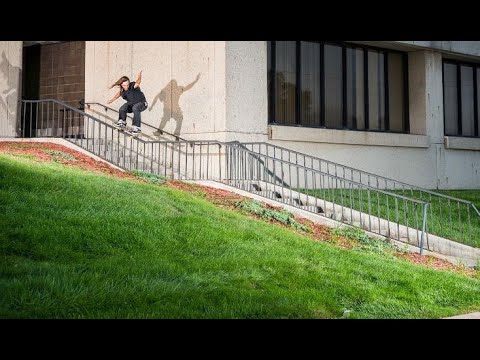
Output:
[130, 170, 168, 184]
[44, 150, 76, 161]
[10, 153, 35, 160]
[331, 226, 397, 255]
[234, 199, 310, 232]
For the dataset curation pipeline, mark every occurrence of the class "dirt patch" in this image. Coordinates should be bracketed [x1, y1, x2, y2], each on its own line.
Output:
[395, 252, 476, 276]
[0, 141, 137, 180]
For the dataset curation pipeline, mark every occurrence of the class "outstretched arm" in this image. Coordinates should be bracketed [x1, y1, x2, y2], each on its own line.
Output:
[107, 91, 121, 104]
[134, 70, 143, 88]
[149, 92, 160, 111]
[182, 73, 201, 92]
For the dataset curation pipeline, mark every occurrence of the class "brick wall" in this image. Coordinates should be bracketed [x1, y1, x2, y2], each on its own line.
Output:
[39, 41, 85, 108]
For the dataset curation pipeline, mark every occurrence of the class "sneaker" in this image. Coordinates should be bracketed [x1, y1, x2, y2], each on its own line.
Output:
[130, 126, 142, 134]
[115, 120, 126, 127]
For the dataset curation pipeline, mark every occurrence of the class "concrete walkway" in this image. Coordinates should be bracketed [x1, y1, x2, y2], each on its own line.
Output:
[444, 312, 480, 319]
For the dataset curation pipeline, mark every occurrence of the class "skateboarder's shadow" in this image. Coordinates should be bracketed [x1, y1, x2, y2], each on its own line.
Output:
[0, 51, 22, 133]
[149, 73, 200, 137]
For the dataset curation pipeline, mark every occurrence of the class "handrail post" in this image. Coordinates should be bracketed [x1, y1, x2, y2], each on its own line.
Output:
[419, 202, 429, 256]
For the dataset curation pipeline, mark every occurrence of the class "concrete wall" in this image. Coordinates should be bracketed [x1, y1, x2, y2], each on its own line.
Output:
[85, 41, 227, 141]
[396, 41, 480, 58]
[0, 41, 22, 137]
[225, 41, 269, 142]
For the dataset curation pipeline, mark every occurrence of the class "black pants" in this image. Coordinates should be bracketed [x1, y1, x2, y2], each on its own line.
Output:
[119, 102, 148, 127]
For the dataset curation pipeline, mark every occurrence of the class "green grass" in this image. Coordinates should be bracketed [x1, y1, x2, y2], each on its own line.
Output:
[300, 188, 480, 248]
[1, 153, 480, 318]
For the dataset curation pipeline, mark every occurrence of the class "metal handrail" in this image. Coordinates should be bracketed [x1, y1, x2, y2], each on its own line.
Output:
[228, 141, 476, 206]
[84, 102, 187, 141]
[21, 98, 474, 250]
[19, 99, 224, 178]
[223, 142, 430, 250]
[227, 141, 479, 246]
[19, 98, 424, 200]
[224, 144, 427, 204]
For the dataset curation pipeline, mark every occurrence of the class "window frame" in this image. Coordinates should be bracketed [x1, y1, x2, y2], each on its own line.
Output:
[268, 41, 410, 134]
[442, 58, 480, 138]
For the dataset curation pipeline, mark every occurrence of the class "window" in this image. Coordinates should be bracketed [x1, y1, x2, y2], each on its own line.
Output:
[300, 41, 321, 127]
[443, 60, 479, 137]
[268, 41, 409, 133]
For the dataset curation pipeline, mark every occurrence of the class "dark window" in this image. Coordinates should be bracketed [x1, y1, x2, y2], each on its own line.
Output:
[367, 50, 386, 131]
[324, 44, 343, 129]
[346, 47, 365, 130]
[388, 52, 406, 132]
[444, 62, 459, 135]
[300, 41, 321, 127]
[443, 60, 480, 137]
[274, 41, 297, 126]
[267, 41, 409, 133]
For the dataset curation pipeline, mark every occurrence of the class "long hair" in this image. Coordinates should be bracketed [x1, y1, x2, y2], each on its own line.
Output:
[110, 76, 130, 89]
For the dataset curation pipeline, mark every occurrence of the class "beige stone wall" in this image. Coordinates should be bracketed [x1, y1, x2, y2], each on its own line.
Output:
[225, 41, 269, 142]
[85, 41, 226, 141]
[0, 41, 22, 137]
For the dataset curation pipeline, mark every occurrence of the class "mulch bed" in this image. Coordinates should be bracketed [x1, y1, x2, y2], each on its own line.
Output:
[0, 141, 136, 180]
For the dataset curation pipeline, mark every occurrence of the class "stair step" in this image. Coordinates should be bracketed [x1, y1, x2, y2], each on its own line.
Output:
[298, 205, 324, 213]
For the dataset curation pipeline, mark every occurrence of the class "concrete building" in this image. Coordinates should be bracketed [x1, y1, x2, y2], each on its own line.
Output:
[1, 41, 479, 189]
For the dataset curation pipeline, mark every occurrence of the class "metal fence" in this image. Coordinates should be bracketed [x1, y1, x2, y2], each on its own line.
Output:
[223, 142, 430, 251]
[19, 99, 223, 180]
[229, 141, 479, 246]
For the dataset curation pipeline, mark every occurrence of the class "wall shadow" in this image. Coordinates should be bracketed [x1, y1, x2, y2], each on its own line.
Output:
[0, 51, 22, 136]
[149, 73, 200, 137]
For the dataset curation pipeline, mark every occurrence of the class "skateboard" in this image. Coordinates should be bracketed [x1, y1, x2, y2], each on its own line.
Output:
[112, 123, 142, 137]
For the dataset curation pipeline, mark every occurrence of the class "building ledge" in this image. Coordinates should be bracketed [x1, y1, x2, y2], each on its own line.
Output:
[444, 136, 480, 151]
[269, 125, 430, 148]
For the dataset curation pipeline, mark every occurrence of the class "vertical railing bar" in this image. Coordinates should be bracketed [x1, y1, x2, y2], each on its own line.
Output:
[22, 101, 26, 138]
[386, 194, 390, 238]
[458, 201, 462, 242]
[405, 199, 410, 243]
[419, 203, 429, 256]
[199, 143, 203, 180]
[467, 205, 472, 243]
[35, 102, 38, 137]
[377, 190, 381, 235]
[349, 182, 354, 225]
[92, 112, 96, 155]
[448, 199, 453, 240]
[367, 187, 372, 231]
[395, 197, 400, 241]
[143, 142, 146, 172]
[414, 202, 420, 246]
[437, 196, 442, 240]
[207, 142, 210, 179]
[29, 102, 33, 138]
[164, 142, 167, 178]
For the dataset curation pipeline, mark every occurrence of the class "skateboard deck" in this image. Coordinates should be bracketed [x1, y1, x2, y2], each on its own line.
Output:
[112, 123, 141, 137]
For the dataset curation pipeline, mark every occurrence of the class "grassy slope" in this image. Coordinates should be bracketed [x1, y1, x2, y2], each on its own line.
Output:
[1, 154, 479, 319]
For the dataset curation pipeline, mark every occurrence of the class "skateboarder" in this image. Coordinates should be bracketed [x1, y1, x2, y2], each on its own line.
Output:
[107, 70, 147, 134]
